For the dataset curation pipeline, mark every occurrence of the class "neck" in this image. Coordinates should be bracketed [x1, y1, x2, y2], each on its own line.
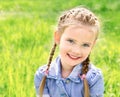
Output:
[61, 67, 73, 78]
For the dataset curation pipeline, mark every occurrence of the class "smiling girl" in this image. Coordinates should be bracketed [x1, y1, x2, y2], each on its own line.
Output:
[34, 6, 104, 97]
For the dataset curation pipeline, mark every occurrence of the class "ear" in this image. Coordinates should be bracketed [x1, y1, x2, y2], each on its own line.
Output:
[54, 31, 61, 44]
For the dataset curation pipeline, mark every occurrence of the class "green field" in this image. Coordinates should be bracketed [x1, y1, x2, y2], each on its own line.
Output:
[0, 0, 120, 97]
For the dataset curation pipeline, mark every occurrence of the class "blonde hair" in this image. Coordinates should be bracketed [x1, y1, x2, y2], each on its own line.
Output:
[39, 6, 100, 97]
[58, 6, 100, 38]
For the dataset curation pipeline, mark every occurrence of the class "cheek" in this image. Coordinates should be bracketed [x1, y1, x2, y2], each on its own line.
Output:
[83, 48, 92, 55]
[59, 42, 70, 53]
[59, 44, 67, 52]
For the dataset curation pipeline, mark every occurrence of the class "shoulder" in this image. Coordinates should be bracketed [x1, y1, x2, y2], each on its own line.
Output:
[34, 65, 47, 87]
[86, 64, 104, 87]
[35, 65, 48, 74]
[34, 56, 60, 81]
[86, 64, 104, 96]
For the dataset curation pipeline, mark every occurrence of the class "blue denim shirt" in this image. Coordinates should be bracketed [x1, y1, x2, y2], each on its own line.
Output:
[34, 56, 104, 97]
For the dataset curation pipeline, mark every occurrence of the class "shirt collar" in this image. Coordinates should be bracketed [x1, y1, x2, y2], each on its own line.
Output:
[47, 56, 61, 78]
[47, 56, 82, 83]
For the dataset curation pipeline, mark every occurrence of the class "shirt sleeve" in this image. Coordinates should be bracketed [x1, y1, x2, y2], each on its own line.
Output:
[34, 66, 50, 97]
[86, 67, 104, 97]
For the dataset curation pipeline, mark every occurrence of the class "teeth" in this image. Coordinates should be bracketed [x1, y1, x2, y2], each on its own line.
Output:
[70, 55, 78, 58]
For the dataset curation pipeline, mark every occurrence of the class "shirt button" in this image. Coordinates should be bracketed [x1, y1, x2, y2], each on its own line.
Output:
[65, 79, 70, 84]
[60, 93, 66, 96]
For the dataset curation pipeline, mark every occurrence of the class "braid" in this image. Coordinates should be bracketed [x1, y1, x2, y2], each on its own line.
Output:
[58, 7, 99, 35]
[47, 43, 57, 70]
[82, 55, 90, 97]
[39, 43, 57, 97]
[59, 7, 98, 25]
[82, 56, 90, 74]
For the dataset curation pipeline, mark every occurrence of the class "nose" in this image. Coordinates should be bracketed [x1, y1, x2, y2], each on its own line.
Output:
[71, 45, 82, 55]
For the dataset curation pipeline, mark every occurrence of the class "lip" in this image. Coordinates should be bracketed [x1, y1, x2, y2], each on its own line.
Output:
[67, 53, 81, 60]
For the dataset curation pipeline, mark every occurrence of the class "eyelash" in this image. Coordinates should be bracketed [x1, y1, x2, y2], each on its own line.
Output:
[82, 44, 90, 47]
[67, 39, 74, 44]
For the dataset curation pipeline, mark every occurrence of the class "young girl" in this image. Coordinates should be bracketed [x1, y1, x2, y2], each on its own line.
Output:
[34, 6, 104, 97]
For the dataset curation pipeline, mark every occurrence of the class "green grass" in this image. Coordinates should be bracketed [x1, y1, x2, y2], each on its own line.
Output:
[0, 0, 120, 97]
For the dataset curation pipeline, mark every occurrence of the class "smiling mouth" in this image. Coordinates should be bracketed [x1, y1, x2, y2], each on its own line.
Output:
[67, 53, 81, 60]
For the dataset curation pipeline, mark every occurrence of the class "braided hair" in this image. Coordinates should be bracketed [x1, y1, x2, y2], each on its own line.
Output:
[39, 43, 57, 97]
[39, 6, 100, 97]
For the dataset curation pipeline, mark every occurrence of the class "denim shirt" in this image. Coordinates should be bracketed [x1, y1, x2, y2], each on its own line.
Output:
[34, 56, 104, 97]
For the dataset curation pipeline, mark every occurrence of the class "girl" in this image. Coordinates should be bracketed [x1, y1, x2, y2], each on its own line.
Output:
[34, 6, 104, 97]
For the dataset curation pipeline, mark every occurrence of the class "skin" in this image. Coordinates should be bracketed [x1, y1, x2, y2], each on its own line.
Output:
[54, 24, 97, 78]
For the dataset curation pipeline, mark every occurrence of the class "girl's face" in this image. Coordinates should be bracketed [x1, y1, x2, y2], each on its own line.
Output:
[55, 25, 96, 70]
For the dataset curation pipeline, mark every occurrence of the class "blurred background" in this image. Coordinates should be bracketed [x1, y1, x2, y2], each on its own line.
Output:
[0, 0, 120, 97]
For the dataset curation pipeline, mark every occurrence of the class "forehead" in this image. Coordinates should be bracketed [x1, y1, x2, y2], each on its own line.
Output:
[62, 25, 96, 42]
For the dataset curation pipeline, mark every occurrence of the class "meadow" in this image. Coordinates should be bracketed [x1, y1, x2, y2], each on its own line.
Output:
[0, 0, 120, 97]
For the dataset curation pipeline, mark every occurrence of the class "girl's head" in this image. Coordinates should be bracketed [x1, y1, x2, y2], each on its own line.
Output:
[54, 6, 100, 70]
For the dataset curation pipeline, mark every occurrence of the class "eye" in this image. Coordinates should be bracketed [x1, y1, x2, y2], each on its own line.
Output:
[67, 39, 75, 44]
[82, 43, 90, 47]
